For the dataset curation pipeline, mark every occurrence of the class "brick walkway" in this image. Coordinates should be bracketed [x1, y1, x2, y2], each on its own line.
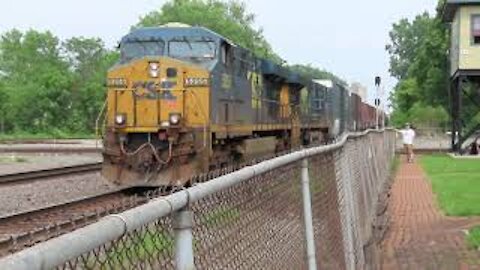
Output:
[380, 158, 480, 270]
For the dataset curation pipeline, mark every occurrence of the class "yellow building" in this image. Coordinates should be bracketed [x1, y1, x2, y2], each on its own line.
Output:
[442, 0, 480, 152]
[443, 0, 480, 77]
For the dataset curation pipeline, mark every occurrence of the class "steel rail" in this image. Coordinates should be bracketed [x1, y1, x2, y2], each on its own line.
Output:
[0, 187, 153, 257]
[0, 162, 102, 185]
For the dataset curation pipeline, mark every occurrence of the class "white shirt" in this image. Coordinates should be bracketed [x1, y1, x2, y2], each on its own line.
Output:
[399, 129, 415, 145]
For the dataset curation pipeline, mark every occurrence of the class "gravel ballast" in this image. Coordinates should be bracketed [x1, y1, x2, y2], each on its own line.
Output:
[0, 172, 117, 218]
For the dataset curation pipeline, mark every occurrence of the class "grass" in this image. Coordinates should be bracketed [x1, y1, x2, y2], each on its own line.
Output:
[0, 131, 95, 141]
[100, 207, 239, 268]
[202, 207, 241, 227]
[0, 156, 28, 163]
[99, 229, 173, 268]
[420, 155, 480, 216]
[467, 226, 480, 249]
[420, 155, 480, 249]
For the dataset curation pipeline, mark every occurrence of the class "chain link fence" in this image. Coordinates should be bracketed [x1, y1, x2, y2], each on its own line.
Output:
[0, 129, 396, 270]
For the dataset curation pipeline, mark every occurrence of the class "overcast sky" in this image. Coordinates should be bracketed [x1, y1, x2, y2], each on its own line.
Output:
[1, 0, 438, 104]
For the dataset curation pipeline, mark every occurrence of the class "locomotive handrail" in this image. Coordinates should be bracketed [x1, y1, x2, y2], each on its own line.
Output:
[94, 98, 108, 148]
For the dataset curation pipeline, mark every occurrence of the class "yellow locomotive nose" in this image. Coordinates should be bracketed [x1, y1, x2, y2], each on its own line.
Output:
[106, 56, 210, 133]
[102, 56, 211, 186]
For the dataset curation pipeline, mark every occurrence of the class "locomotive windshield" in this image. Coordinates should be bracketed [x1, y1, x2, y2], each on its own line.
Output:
[168, 40, 216, 60]
[120, 41, 165, 63]
[119, 39, 216, 64]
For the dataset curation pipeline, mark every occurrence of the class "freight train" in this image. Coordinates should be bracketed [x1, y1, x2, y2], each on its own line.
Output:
[101, 23, 384, 187]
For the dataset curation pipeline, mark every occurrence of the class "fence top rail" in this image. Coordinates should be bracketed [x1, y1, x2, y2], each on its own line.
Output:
[0, 128, 390, 270]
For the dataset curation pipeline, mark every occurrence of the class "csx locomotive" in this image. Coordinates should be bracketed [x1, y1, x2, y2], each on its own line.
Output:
[102, 23, 381, 186]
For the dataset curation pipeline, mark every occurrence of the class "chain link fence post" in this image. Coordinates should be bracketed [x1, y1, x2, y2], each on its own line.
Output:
[173, 208, 195, 270]
[341, 148, 356, 270]
[301, 158, 317, 270]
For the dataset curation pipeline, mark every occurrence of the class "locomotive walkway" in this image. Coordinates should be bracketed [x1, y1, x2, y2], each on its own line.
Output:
[380, 157, 480, 269]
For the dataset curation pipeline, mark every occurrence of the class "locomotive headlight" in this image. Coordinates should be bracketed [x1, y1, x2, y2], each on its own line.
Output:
[115, 114, 126, 125]
[169, 113, 181, 125]
[148, 62, 159, 78]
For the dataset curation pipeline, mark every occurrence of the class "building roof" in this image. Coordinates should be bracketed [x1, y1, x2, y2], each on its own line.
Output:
[442, 0, 480, 22]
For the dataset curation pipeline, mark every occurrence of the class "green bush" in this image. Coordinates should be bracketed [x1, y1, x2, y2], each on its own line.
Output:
[467, 226, 480, 249]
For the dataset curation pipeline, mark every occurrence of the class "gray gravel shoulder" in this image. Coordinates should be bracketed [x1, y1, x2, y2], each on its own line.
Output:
[0, 153, 102, 175]
[0, 172, 118, 218]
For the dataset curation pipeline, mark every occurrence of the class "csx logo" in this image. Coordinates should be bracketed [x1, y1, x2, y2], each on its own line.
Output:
[132, 80, 177, 100]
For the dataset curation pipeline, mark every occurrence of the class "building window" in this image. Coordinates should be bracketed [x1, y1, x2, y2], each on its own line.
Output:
[472, 15, 480, 44]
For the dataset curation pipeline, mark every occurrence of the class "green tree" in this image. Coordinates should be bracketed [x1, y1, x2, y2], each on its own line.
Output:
[0, 29, 73, 133]
[289, 63, 346, 86]
[390, 78, 421, 112]
[0, 78, 7, 132]
[408, 102, 449, 127]
[137, 0, 282, 62]
[0, 30, 118, 136]
[386, 2, 451, 127]
[63, 37, 119, 132]
[390, 102, 449, 128]
[386, 13, 434, 80]
[405, 17, 448, 107]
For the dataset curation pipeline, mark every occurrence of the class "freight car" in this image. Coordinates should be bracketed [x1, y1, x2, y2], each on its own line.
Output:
[101, 23, 382, 186]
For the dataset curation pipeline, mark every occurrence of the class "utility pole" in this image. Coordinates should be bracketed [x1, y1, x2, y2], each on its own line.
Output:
[375, 76, 381, 130]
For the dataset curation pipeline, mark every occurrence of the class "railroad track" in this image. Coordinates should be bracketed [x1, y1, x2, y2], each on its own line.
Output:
[0, 187, 161, 257]
[0, 162, 102, 185]
[0, 141, 344, 257]
[0, 147, 101, 154]
[0, 139, 101, 153]
[0, 139, 91, 144]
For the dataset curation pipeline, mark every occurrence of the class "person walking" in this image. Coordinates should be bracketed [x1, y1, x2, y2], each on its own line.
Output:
[397, 123, 416, 163]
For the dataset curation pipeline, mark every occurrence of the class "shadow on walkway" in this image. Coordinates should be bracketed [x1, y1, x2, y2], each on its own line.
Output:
[380, 157, 480, 270]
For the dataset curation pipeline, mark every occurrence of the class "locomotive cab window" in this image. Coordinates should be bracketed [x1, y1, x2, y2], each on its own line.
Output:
[311, 98, 323, 111]
[120, 41, 165, 63]
[234, 50, 251, 77]
[168, 39, 216, 60]
[312, 100, 322, 110]
[220, 42, 232, 67]
[311, 88, 325, 111]
[472, 15, 480, 45]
